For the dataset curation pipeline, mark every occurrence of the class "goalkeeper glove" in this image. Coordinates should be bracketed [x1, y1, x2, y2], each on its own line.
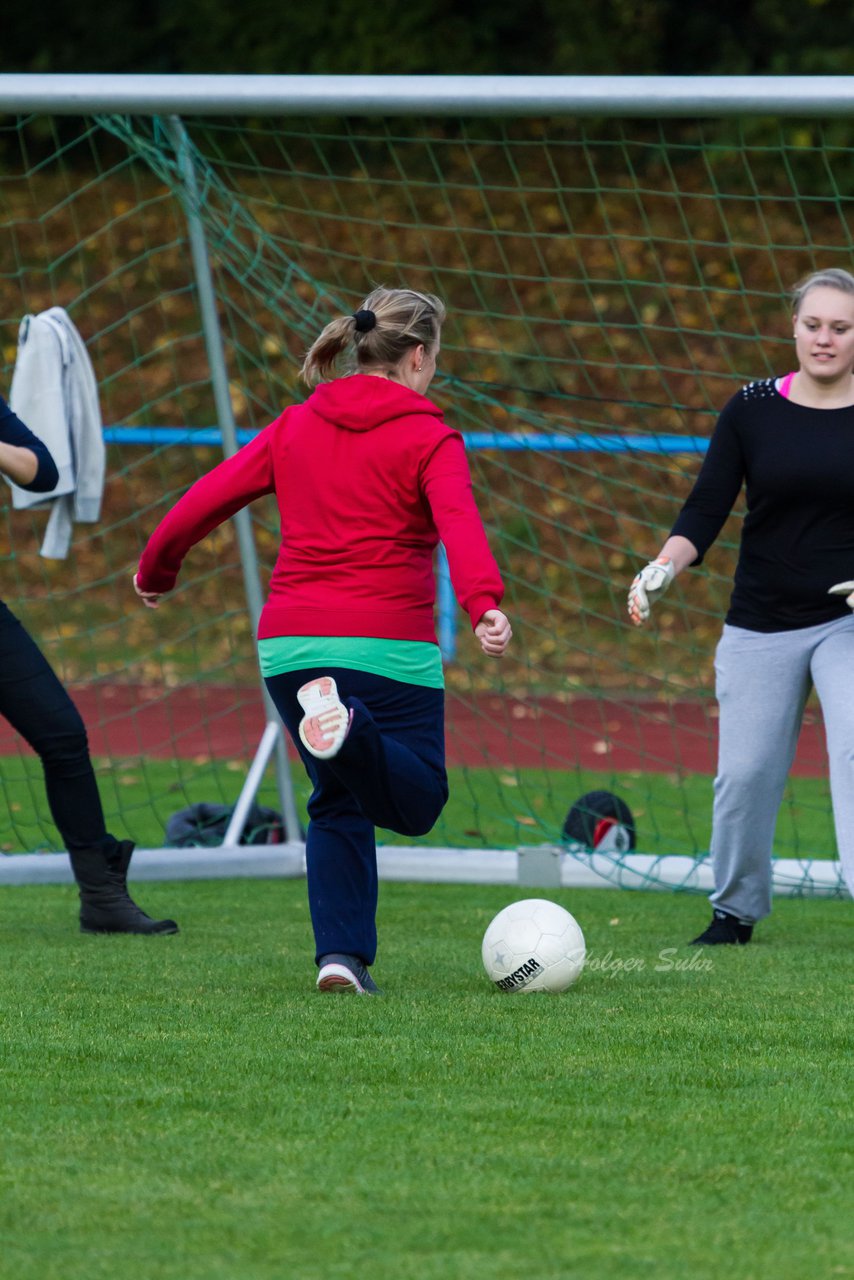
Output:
[628, 556, 675, 626]
[828, 580, 854, 610]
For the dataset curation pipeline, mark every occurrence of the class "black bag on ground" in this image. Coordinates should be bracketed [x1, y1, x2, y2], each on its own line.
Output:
[562, 789, 636, 852]
[165, 802, 285, 848]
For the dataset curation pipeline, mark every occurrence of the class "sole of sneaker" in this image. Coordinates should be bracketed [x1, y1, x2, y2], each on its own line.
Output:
[297, 677, 351, 760]
[317, 962, 367, 994]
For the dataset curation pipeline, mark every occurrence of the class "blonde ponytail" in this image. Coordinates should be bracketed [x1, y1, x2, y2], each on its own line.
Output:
[300, 286, 445, 387]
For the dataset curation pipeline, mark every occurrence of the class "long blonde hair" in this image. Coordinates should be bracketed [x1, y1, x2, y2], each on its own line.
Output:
[300, 286, 445, 386]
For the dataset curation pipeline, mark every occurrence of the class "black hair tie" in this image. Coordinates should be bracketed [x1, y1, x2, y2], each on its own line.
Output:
[353, 308, 377, 333]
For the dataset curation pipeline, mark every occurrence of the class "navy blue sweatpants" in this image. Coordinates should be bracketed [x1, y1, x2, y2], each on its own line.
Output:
[265, 667, 448, 967]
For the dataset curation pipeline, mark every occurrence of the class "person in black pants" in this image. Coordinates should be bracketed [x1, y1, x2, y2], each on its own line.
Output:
[0, 393, 177, 934]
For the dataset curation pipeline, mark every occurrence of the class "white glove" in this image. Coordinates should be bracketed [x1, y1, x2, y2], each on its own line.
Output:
[628, 556, 675, 626]
[828, 580, 854, 610]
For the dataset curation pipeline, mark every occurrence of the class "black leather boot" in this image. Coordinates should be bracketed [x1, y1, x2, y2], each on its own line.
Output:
[71, 839, 179, 935]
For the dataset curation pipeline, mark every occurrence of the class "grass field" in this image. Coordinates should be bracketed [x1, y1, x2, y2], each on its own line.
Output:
[0, 879, 851, 1280]
[0, 757, 839, 861]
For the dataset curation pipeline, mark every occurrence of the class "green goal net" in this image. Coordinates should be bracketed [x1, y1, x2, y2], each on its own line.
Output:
[0, 92, 848, 894]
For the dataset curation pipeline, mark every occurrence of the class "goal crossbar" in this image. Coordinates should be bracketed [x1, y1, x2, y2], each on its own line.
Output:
[2, 73, 854, 117]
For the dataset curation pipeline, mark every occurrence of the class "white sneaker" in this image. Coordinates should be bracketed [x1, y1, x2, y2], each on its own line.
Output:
[316, 953, 381, 995]
[297, 676, 352, 760]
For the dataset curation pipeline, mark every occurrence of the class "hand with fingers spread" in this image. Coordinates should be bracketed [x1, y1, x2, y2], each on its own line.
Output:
[828, 580, 854, 610]
[627, 556, 675, 626]
[475, 608, 512, 657]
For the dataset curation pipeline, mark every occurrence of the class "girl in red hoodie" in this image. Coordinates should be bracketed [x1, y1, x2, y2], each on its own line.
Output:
[134, 287, 511, 994]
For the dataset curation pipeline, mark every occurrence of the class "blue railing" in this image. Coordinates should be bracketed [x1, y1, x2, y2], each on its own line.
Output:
[105, 427, 710, 453]
[107, 427, 709, 661]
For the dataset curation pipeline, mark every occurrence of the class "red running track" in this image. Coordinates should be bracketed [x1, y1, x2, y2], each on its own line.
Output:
[0, 684, 830, 777]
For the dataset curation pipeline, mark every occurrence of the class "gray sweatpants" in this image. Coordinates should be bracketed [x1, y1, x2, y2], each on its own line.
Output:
[710, 615, 854, 922]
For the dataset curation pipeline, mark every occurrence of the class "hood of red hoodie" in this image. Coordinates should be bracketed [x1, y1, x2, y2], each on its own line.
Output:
[308, 374, 443, 432]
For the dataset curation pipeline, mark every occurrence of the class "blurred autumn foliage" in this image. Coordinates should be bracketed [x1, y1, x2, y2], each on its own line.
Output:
[1, 109, 852, 699]
[4, 0, 854, 78]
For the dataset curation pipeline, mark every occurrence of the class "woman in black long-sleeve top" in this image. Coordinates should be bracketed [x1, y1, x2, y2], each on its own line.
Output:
[627, 268, 854, 946]
[0, 394, 177, 934]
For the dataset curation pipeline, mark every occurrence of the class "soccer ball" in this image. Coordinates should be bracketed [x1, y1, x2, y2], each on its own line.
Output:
[482, 898, 586, 994]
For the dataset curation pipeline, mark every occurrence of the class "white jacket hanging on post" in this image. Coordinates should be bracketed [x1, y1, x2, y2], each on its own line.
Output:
[8, 306, 105, 559]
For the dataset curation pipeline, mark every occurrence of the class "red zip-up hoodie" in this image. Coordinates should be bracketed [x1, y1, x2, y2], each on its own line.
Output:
[137, 375, 504, 644]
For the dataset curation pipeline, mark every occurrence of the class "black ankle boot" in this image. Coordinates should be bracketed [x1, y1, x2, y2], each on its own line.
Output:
[70, 839, 179, 935]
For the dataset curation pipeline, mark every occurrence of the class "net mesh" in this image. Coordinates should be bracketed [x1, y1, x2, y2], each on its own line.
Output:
[0, 107, 848, 891]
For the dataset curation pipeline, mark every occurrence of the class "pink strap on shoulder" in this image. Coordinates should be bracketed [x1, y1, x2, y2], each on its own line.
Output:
[778, 371, 796, 399]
